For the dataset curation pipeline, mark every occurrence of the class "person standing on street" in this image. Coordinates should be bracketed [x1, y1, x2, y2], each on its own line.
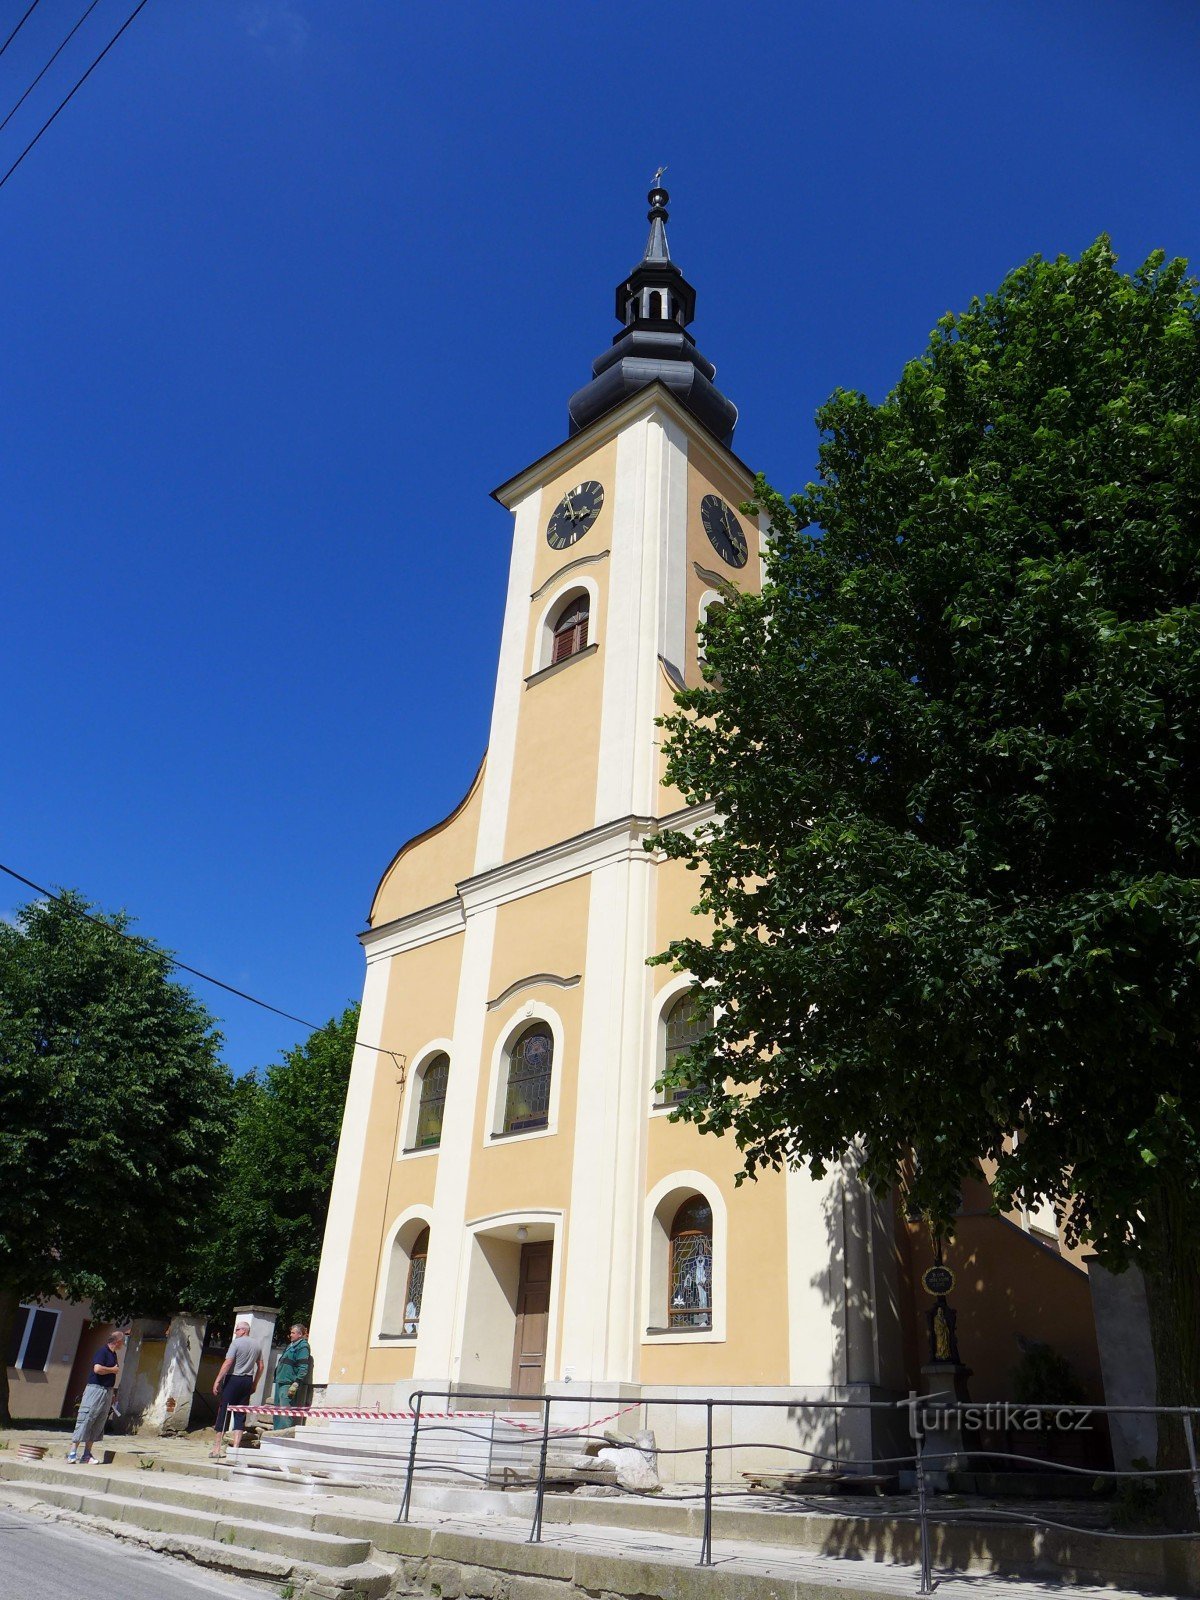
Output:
[271, 1322, 313, 1429]
[210, 1320, 263, 1457]
[66, 1328, 127, 1464]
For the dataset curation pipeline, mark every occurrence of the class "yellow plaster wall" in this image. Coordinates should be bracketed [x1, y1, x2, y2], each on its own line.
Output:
[464, 878, 591, 1225]
[370, 760, 485, 928]
[505, 646, 605, 862]
[654, 853, 714, 957]
[503, 442, 618, 863]
[326, 933, 464, 1387]
[641, 1112, 789, 1385]
[526, 438, 619, 598]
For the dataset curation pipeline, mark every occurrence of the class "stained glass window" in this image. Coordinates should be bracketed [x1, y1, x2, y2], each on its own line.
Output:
[415, 1054, 449, 1148]
[503, 1025, 553, 1133]
[669, 1197, 713, 1329]
[659, 992, 713, 1105]
[402, 1228, 429, 1336]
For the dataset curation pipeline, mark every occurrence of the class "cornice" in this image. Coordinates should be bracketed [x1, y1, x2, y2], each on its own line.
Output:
[361, 895, 464, 961]
[360, 802, 717, 957]
[491, 382, 756, 510]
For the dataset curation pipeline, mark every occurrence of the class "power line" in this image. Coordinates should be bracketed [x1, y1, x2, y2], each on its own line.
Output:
[0, 861, 405, 1072]
[0, 0, 45, 62]
[0, 0, 151, 196]
[0, 0, 104, 140]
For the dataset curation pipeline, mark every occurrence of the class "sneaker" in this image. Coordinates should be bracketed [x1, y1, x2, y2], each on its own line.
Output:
[66, 1450, 78, 1464]
[79, 1452, 94, 1465]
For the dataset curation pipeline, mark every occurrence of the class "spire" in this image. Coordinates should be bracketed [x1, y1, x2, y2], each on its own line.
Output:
[642, 182, 671, 265]
[567, 180, 738, 447]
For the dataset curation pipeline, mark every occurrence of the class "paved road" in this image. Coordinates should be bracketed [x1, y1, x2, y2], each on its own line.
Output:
[0, 1504, 273, 1599]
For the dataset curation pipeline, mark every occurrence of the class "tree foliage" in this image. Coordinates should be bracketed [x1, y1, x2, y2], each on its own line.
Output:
[657, 240, 1200, 1460]
[0, 892, 233, 1422]
[186, 1004, 358, 1328]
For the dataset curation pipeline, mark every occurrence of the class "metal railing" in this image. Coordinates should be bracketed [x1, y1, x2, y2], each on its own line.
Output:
[392, 1388, 1200, 1594]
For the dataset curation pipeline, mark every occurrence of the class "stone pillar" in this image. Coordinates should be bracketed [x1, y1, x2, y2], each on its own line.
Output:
[234, 1305, 280, 1406]
[1087, 1259, 1158, 1470]
[142, 1314, 206, 1434]
[115, 1318, 167, 1431]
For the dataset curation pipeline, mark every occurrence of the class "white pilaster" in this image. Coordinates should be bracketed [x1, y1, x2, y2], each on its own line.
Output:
[559, 846, 656, 1381]
[411, 904, 498, 1382]
[785, 1162, 843, 1386]
[310, 956, 391, 1385]
[475, 488, 541, 873]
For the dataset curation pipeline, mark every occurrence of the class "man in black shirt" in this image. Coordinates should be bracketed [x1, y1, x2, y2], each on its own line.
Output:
[66, 1329, 127, 1464]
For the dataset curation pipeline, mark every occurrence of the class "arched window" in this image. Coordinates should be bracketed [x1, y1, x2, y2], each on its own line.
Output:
[648, 290, 663, 319]
[551, 595, 589, 664]
[658, 991, 713, 1106]
[669, 1197, 713, 1328]
[402, 1227, 429, 1335]
[503, 1024, 554, 1133]
[414, 1054, 449, 1148]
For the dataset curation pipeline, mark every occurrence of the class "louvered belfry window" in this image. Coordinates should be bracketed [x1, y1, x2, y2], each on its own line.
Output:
[503, 1024, 554, 1133]
[415, 1054, 449, 1148]
[402, 1228, 429, 1335]
[551, 596, 589, 664]
[669, 1196, 713, 1329]
[660, 991, 713, 1105]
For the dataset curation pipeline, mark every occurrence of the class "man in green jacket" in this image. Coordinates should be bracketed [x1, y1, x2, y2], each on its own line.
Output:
[272, 1322, 313, 1430]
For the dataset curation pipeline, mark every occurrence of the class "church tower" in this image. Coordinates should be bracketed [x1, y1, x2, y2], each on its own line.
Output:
[309, 186, 908, 1454]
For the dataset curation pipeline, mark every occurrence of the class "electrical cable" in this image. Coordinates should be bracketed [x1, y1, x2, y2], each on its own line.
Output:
[0, 0, 44, 62]
[0, 859, 405, 1070]
[0, 0, 151, 195]
[0, 0, 104, 139]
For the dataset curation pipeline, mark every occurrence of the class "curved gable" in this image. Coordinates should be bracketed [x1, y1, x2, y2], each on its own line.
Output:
[368, 753, 486, 928]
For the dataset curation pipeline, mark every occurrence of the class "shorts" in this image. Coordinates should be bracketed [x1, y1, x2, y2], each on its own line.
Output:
[215, 1371, 256, 1433]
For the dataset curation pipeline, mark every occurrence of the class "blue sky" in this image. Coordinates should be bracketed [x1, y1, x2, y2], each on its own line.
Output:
[3, 0, 1198, 1074]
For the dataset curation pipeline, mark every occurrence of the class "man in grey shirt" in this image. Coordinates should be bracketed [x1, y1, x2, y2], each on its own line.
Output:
[210, 1320, 264, 1456]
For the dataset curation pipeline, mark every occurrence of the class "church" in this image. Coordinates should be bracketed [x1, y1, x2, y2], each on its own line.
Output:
[309, 187, 1104, 1459]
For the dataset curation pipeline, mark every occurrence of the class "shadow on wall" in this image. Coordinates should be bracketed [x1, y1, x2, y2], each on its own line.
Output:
[898, 1175, 1105, 1406]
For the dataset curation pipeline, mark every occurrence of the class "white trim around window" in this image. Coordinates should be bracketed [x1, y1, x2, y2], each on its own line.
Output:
[529, 576, 601, 675]
[397, 1038, 455, 1159]
[641, 1170, 727, 1344]
[483, 1001, 566, 1146]
[370, 1204, 435, 1349]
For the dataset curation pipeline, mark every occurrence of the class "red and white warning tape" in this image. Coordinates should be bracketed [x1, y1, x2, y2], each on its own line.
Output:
[242, 1400, 641, 1435]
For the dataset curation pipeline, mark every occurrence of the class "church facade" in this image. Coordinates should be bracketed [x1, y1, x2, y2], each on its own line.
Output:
[309, 189, 1103, 1451]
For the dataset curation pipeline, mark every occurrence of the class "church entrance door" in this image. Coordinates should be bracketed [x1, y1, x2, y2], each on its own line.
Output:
[510, 1241, 552, 1404]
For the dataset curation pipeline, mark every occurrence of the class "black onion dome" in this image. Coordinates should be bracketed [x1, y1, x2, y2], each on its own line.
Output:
[567, 185, 738, 447]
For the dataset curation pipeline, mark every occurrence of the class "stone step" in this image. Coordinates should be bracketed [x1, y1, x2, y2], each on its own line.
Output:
[2, 1482, 393, 1597]
[0, 1470, 372, 1567]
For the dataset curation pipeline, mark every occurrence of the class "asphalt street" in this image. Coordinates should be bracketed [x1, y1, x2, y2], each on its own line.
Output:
[0, 1504, 273, 1599]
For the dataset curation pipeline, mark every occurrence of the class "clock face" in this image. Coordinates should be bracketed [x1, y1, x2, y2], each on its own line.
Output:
[547, 480, 604, 550]
[701, 494, 749, 568]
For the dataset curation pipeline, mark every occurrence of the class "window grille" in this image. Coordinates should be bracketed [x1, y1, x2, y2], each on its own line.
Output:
[415, 1054, 449, 1148]
[659, 992, 713, 1105]
[503, 1024, 554, 1133]
[551, 597, 589, 664]
[402, 1228, 429, 1336]
[669, 1197, 713, 1329]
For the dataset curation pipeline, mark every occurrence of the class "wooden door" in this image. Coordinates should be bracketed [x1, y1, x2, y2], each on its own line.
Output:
[510, 1241, 552, 1404]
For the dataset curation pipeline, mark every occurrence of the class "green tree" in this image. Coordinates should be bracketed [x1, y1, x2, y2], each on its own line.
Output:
[657, 240, 1200, 1519]
[188, 1004, 359, 1328]
[0, 893, 233, 1425]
